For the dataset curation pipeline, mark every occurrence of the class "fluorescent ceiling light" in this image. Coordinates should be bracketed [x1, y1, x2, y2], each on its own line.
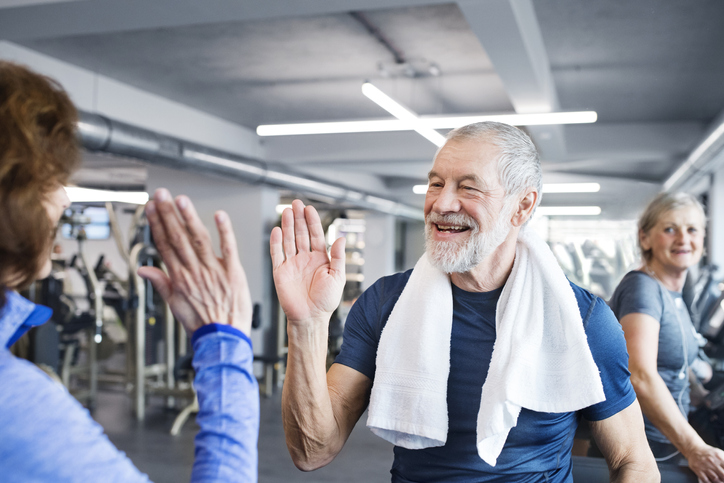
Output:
[412, 184, 428, 194]
[361, 82, 446, 147]
[424, 111, 597, 128]
[536, 206, 601, 216]
[257, 111, 597, 137]
[542, 183, 600, 193]
[65, 187, 149, 205]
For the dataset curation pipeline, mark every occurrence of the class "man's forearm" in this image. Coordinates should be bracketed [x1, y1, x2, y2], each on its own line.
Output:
[283, 320, 342, 471]
[632, 371, 705, 458]
[191, 325, 259, 483]
[610, 459, 660, 483]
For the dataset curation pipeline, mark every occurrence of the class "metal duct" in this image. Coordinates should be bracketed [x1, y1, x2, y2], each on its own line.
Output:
[664, 109, 724, 192]
[76, 111, 424, 221]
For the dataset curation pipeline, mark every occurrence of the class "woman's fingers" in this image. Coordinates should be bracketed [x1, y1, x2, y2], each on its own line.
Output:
[176, 195, 218, 269]
[145, 199, 182, 279]
[216, 210, 241, 270]
[137, 266, 173, 302]
[153, 189, 200, 275]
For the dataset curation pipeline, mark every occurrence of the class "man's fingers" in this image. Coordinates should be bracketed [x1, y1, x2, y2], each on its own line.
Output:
[137, 266, 173, 302]
[306, 204, 327, 253]
[177, 195, 218, 268]
[329, 236, 346, 274]
[215, 210, 243, 275]
[281, 207, 296, 258]
[145, 199, 182, 278]
[270, 226, 285, 269]
[153, 189, 200, 274]
[292, 199, 311, 254]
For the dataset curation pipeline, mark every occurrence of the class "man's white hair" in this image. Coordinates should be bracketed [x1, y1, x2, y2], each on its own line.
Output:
[443, 121, 543, 218]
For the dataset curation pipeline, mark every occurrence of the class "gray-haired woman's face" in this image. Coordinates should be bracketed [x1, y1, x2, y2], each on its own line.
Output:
[640, 205, 705, 273]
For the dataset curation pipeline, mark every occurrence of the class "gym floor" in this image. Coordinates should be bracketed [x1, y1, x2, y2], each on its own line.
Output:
[94, 386, 394, 483]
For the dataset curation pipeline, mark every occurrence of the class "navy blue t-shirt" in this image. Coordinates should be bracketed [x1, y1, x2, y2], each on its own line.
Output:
[335, 270, 636, 482]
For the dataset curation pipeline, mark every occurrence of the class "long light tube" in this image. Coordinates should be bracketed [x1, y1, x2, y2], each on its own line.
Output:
[65, 187, 149, 205]
[414, 183, 601, 195]
[361, 82, 446, 147]
[541, 183, 600, 193]
[257, 111, 597, 137]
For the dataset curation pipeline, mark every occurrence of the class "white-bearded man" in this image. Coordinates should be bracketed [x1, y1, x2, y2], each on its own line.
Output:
[270, 122, 659, 482]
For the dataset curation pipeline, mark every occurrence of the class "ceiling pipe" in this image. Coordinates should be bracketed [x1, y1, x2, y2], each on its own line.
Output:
[76, 111, 424, 221]
[664, 109, 724, 192]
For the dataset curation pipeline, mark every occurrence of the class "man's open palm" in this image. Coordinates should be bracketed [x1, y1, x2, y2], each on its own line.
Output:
[270, 200, 346, 326]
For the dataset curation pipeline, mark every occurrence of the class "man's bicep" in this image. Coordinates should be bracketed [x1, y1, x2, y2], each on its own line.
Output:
[589, 400, 658, 479]
[328, 363, 373, 439]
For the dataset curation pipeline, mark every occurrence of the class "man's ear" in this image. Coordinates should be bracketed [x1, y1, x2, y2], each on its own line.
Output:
[510, 189, 538, 227]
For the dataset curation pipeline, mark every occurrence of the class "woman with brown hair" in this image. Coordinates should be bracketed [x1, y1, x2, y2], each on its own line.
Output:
[0, 61, 259, 482]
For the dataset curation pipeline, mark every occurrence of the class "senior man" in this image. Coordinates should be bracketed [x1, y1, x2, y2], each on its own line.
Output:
[271, 122, 658, 482]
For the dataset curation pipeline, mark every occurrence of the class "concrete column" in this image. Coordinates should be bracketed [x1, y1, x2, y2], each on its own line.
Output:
[709, 165, 724, 268]
[146, 165, 279, 357]
[402, 220, 426, 271]
[363, 212, 396, 290]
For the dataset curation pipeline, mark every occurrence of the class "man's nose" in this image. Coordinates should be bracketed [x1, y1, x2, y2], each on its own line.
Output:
[432, 187, 461, 213]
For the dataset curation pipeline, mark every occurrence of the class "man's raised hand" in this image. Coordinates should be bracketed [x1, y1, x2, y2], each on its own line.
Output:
[270, 200, 346, 326]
[138, 188, 252, 336]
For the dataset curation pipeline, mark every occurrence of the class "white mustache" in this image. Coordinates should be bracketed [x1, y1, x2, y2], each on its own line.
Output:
[426, 212, 479, 232]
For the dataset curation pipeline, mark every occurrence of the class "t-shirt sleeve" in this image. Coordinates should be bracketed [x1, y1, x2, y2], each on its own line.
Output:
[610, 272, 663, 322]
[580, 297, 638, 421]
[334, 280, 385, 381]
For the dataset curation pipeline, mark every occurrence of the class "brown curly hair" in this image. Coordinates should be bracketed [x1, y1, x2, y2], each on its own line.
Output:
[0, 61, 79, 302]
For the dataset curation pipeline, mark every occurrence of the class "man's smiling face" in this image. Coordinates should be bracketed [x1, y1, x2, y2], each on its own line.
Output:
[423, 137, 513, 274]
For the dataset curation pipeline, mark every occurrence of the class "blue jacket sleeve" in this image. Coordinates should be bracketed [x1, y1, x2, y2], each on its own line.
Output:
[190, 324, 259, 483]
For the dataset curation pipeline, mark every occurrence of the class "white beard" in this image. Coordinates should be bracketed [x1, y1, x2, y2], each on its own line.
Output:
[425, 207, 512, 274]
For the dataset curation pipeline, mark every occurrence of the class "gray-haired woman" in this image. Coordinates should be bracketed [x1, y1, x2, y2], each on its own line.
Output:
[609, 191, 724, 481]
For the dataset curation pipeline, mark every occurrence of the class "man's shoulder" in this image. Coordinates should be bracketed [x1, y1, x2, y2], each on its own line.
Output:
[567, 280, 600, 317]
[566, 281, 619, 331]
[366, 268, 414, 303]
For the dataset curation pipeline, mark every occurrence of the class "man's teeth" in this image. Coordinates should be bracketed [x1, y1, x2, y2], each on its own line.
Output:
[437, 224, 468, 232]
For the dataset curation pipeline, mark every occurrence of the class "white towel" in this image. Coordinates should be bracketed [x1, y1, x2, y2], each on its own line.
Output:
[367, 227, 605, 466]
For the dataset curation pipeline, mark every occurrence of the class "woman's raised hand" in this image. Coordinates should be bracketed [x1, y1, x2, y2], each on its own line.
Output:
[138, 188, 253, 336]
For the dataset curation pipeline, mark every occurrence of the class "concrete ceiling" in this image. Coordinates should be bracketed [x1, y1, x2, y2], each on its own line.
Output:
[3, 0, 724, 219]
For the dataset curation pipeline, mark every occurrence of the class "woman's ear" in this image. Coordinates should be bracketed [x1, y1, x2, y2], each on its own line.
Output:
[510, 189, 538, 227]
[639, 228, 651, 251]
